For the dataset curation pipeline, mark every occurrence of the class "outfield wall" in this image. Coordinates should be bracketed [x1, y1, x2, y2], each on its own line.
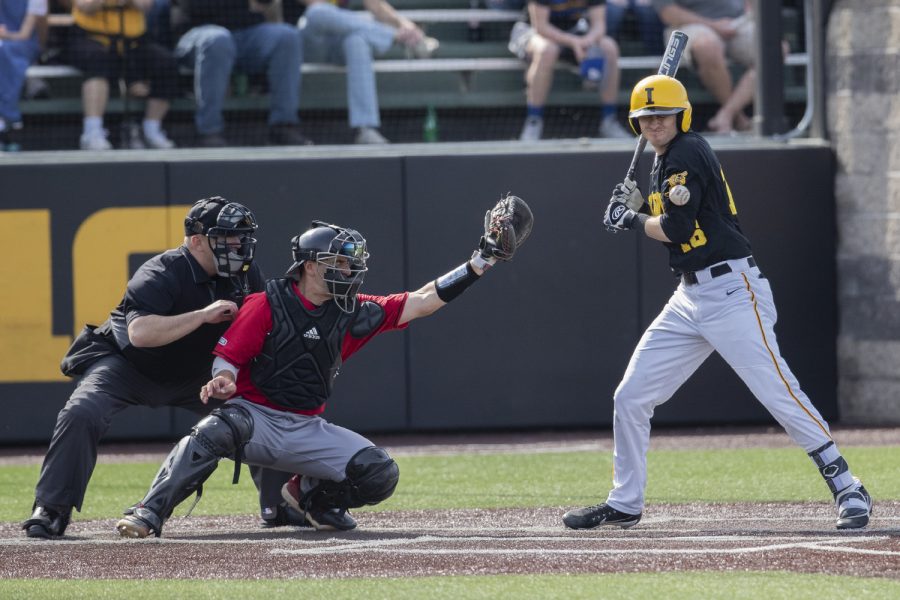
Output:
[0, 143, 836, 443]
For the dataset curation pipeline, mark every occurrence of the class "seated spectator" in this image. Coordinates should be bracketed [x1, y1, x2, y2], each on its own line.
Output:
[606, 0, 664, 55]
[176, 0, 311, 148]
[509, 0, 631, 141]
[66, 0, 178, 150]
[283, 0, 439, 145]
[653, 0, 755, 133]
[0, 0, 48, 151]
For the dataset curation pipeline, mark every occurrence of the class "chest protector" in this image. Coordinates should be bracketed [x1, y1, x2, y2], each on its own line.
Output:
[249, 279, 358, 411]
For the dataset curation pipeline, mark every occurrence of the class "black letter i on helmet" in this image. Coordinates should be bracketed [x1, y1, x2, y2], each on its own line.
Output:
[645, 87, 655, 105]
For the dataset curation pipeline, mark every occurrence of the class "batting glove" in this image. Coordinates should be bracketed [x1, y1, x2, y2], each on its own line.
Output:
[613, 177, 644, 212]
[603, 199, 638, 232]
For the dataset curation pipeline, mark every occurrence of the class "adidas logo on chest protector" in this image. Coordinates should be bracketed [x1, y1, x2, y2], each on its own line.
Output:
[303, 327, 320, 340]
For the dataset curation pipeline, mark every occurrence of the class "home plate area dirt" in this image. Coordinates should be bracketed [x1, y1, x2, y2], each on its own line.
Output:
[1, 503, 899, 580]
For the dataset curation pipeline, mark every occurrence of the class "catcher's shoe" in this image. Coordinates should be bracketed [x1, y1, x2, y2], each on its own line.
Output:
[281, 475, 358, 531]
[22, 504, 71, 539]
[835, 478, 873, 530]
[116, 514, 154, 539]
[562, 503, 642, 530]
[260, 503, 312, 529]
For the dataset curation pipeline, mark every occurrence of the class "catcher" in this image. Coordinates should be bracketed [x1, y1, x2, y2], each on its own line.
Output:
[116, 195, 533, 537]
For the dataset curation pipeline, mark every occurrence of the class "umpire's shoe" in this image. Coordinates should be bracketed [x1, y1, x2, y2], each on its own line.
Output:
[23, 504, 71, 539]
[835, 478, 873, 530]
[281, 475, 357, 531]
[562, 503, 642, 530]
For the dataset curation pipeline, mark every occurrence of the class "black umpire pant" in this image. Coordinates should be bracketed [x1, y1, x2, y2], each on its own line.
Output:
[34, 354, 291, 515]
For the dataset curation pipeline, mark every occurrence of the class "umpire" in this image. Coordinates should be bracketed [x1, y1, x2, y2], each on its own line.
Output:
[23, 197, 295, 539]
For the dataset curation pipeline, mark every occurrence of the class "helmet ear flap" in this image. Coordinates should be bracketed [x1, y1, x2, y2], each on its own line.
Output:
[628, 117, 640, 135]
[679, 102, 692, 132]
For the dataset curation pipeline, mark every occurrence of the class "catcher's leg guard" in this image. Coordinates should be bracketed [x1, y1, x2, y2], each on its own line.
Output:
[119, 405, 253, 537]
[304, 446, 400, 511]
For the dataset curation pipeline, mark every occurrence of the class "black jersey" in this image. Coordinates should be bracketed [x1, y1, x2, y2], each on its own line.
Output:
[645, 131, 752, 275]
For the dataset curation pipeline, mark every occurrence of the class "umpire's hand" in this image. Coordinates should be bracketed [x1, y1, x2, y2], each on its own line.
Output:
[200, 374, 236, 404]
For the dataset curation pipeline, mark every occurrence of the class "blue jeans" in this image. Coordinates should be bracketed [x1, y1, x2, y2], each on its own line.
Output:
[176, 23, 302, 135]
[0, 38, 38, 123]
[299, 4, 395, 129]
[606, 0, 664, 55]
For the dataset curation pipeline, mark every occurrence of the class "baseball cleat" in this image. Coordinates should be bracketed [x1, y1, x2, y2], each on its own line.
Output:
[260, 503, 312, 529]
[835, 478, 873, 530]
[562, 503, 642, 530]
[281, 475, 357, 531]
[116, 515, 153, 538]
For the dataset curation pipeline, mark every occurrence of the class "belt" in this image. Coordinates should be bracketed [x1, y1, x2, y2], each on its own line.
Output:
[682, 256, 756, 286]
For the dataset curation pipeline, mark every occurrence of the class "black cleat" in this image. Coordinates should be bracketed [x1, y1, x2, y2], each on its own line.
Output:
[835, 479, 873, 530]
[281, 476, 357, 531]
[260, 503, 311, 529]
[562, 503, 642, 530]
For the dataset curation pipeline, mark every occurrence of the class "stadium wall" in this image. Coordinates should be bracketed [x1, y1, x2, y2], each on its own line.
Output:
[0, 143, 836, 443]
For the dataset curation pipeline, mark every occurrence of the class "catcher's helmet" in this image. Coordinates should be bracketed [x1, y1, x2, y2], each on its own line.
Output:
[286, 221, 369, 313]
[628, 74, 692, 135]
[184, 196, 258, 277]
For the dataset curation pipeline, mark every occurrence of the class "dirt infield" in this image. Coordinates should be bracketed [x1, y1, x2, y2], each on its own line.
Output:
[2, 426, 898, 580]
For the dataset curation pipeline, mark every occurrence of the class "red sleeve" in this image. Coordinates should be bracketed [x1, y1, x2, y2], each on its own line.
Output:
[341, 292, 409, 360]
[212, 291, 272, 368]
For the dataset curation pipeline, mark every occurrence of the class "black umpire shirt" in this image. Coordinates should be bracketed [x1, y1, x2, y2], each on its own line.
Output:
[107, 246, 264, 383]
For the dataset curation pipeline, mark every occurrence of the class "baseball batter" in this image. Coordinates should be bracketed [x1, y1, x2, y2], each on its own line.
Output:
[563, 75, 872, 531]
[116, 196, 533, 537]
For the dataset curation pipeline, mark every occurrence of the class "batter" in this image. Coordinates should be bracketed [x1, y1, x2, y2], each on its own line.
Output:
[563, 75, 873, 531]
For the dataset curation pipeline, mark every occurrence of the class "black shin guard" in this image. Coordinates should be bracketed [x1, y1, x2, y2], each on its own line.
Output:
[129, 405, 253, 536]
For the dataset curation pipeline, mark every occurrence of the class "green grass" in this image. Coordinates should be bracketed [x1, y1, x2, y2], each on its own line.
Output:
[1, 446, 896, 522]
[2, 572, 900, 599]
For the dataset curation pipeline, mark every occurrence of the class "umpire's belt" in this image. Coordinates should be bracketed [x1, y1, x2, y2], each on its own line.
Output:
[682, 256, 756, 286]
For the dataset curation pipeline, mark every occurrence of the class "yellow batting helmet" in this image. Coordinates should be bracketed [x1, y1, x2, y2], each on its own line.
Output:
[628, 74, 692, 135]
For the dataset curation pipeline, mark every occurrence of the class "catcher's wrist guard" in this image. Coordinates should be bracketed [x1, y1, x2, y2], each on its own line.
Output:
[435, 261, 480, 303]
[471, 249, 496, 271]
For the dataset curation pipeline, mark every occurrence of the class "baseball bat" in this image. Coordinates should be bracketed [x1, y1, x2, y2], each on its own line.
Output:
[624, 30, 689, 182]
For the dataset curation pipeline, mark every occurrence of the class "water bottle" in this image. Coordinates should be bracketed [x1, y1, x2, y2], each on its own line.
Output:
[580, 45, 605, 88]
[423, 105, 439, 143]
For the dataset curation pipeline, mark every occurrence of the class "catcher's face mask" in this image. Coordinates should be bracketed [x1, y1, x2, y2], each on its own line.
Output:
[316, 229, 369, 313]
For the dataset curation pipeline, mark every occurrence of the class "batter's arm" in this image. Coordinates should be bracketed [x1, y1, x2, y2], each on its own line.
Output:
[642, 216, 672, 242]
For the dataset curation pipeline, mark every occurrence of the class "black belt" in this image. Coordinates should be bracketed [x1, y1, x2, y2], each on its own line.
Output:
[682, 256, 756, 286]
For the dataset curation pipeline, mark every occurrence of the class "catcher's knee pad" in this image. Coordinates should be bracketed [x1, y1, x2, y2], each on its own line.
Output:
[306, 446, 400, 510]
[809, 441, 853, 494]
[194, 404, 254, 456]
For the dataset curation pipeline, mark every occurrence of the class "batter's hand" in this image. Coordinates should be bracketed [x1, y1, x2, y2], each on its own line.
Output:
[200, 375, 236, 404]
[613, 177, 644, 212]
[603, 199, 637, 232]
[201, 300, 238, 324]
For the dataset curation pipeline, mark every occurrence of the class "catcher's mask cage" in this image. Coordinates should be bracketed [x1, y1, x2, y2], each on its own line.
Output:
[628, 74, 693, 135]
[286, 221, 369, 313]
[185, 197, 258, 278]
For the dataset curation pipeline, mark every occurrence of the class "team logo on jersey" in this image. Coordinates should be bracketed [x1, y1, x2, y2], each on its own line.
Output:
[217, 337, 227, 346]
[303, 327, 321, 340]
[667, 171, 688, 187]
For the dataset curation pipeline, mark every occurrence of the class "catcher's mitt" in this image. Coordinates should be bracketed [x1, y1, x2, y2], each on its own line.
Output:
[480, 194, 534, 261]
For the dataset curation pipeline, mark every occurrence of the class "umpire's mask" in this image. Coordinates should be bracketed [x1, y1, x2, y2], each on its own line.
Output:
[185, 197, 259, 277]
[287, 221, 369, 313]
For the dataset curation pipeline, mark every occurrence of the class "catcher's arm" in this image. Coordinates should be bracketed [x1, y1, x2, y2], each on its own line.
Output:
[398, 194, 534, 326]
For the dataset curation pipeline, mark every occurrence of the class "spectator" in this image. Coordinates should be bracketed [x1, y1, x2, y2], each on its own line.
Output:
[176, 0, 311, 148]
[0, 0, 48, 151]
[606, 0, 664, 55]
[282, 0, 439, 145]
[652, 0, 755, 133]
[22, 198, 307, 539]
[66, 0, 178, 150]
[509, 0, 631, 141]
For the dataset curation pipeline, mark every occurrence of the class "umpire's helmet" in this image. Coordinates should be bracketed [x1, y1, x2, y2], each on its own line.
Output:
[184, 196, 258, 277]
[628, 74, 693, 135]
[286, 221, 369, 313]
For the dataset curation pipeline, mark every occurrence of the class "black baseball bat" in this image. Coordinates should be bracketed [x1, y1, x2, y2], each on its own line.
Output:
[624, 30, 689, 182]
